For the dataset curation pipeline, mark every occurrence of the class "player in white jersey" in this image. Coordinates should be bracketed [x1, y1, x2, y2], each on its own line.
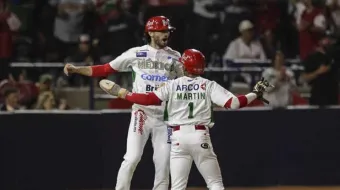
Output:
[98, 49, 272, 190]
[63, 16, 183, 190]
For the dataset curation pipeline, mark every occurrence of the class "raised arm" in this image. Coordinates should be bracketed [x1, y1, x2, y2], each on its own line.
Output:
[64, 47, 137, 77]
[64, 63, 117, 77]
[223, 93, 258, 109]
[211, 78, 272, 109]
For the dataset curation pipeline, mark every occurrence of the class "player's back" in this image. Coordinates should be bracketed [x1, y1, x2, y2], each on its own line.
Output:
[164, 76, 215, 127]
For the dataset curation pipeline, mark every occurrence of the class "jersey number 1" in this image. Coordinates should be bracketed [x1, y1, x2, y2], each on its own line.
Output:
[188, 102, 194, 119]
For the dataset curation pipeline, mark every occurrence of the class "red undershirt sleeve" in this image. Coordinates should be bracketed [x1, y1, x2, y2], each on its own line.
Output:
[125, 92, 162, 106]
[91, 63, 117, 77]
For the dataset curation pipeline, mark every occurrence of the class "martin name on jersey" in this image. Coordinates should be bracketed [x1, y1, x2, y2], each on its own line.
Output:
[175, 83, 207, 100]
[154, 76, 232, 127]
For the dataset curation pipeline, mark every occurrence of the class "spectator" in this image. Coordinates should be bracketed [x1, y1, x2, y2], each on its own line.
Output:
[219, 0, 253, 53]
[33, 0, 58, 61]
[95, 1, 141, 58]
[35, 91, 56, 110]
[0, 87, 20, 111]
[301, 36, 339, 106]
[58, 98, 70, 110]
[254, 0, 281, 59]
[223, 20, 266, 85]
[51, 0, 94, 60]
[223, 20, 266, 60]
[262, 51, 297, 108]
[0, 0, 21, 80]
[297, 0, 326, 60]
[293, 0, 307, 27]
[64, 34, 97, 86]
[254, 0, 280, 36]
[0, 69, 38, 109]
[189, 0, 221, 59]
[37, 74, 53, 93]
[326, 0, 340, 37]
[65, 34, 96, 64]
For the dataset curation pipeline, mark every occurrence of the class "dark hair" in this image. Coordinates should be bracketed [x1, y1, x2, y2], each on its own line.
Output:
[3, 88, 18, 98]
[143, 32, 151, 44]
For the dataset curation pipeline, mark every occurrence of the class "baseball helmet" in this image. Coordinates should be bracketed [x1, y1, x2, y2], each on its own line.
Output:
[145, 16, 176, 32]
[180, 49, 206, 75]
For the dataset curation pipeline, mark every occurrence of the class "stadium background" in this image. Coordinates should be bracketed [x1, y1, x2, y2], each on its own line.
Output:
[1, 0, 340, 189]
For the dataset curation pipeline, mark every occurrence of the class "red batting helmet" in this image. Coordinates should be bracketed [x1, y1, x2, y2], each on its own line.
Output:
[145, 16, 175, 32]
[180, 49, 206, 75]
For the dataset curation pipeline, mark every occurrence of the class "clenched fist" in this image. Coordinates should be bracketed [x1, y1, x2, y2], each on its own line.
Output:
[64, 63, 77, 76]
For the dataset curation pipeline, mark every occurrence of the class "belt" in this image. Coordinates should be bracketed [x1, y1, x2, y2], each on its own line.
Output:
[172, 125, 206, 131]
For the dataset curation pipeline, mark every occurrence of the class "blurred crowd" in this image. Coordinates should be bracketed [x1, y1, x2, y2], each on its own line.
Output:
[0, 0, 340, 111]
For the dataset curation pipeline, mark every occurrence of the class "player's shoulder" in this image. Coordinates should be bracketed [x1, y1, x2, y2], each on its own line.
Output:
[197, 76, 213, 84]
[126, 45, 148, 53]
[201, 77, 221, 89]
[121, 45, 151, 57]
[124, 45, 153, 53]
[171, 76, 185, 83]
[164, 47, 181, 58]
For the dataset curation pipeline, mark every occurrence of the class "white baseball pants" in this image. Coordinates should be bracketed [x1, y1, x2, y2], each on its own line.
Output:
[170, 125, 224, 190]
[115, 109, 171, 190]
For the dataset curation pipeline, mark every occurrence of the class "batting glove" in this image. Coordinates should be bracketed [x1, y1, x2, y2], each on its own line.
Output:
[252, 77, 274, 104]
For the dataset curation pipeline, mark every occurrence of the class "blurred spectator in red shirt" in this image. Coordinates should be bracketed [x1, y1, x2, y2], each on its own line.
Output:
[254, 0, 280, 35]
[0, 0, 21, 81]
[254, 0, 281, 59]
[298, 0, 326, 60]
[0, 69, 38, 109]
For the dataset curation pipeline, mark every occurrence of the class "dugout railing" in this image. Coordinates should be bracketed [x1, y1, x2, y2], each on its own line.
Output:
[10, 59, 304, 109]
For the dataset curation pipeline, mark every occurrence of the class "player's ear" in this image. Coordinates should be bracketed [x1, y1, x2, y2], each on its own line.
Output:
[148, 31, 154, 37]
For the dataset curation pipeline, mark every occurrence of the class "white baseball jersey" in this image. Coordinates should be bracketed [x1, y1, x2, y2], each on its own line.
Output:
[153, 76, 236, 127]
[109, 45, 183, 119]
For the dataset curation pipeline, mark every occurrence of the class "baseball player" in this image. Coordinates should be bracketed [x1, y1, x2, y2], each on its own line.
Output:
[98, 49, 272, 190]
[63, 16, 183, 190]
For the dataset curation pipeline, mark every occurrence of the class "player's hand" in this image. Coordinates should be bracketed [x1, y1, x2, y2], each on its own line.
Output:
[99, 79, 129, 99]
[64, 63, 77, 76]
[252, 78, 274, 104]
